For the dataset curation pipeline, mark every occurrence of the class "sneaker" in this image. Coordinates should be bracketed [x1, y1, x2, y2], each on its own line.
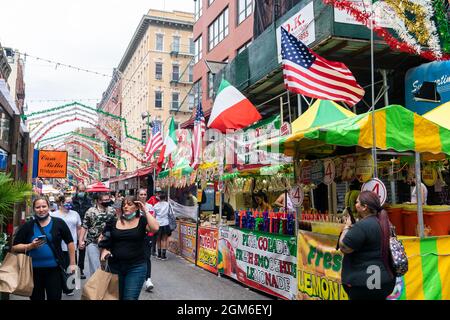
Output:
[66, 292, 75, 296]
[157, 255, 162, 260]
[144, 278, 154, 292]
[80, 272, 86, 280]
[161, 256, 168, 261]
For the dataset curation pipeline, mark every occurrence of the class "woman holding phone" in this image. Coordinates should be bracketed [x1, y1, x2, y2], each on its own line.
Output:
[338, 191, 395, 300]
[98, 195, 159, 300]
[12, 196, 76, 300]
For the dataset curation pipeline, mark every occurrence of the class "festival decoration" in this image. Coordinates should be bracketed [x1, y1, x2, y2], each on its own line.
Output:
[322, 0, 450, 61]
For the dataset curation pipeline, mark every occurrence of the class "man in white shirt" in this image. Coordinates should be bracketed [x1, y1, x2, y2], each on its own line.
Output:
[410, 177, 428, 205]
[50, 195, 82, 295]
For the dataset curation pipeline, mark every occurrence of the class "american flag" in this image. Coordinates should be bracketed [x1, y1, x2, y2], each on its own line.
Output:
[191, 103, 206, 169]
[144, 120, 163, 161]
[281, 27, 365, 106]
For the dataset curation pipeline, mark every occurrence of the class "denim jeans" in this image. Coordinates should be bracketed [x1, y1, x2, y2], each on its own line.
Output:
[111, 262, 147, 300]
[86, 243, 100, 277]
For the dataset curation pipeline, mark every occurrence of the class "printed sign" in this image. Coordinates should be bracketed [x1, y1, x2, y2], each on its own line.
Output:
[323, 160, 336, 185]
[341, 156, 356, 181]
[179, 221, 197, 264]
[300, 161, 312, 185]
[422, 165, 437, 187]
[334, 0, 396, 29]
[280, 122, 291, 136]
[289, 186, 304, 208]
[197, 226, 219, 274]
[297, 231, 348, 300]
[311, 160, 324, 185]
[277, 1, 316, 63]
[362, 178, 387, 205]
[218, 227, 297, 300]
[37, 150, 68, 178]
[356, 154, 374, 183]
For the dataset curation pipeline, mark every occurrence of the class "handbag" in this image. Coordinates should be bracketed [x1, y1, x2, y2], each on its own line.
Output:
[0, 252, 34, 297]
[389, 225, 408, 277]
[34, 220, 72, 294]
[81, 262, 119, 300]
[168, 204, 177, 231]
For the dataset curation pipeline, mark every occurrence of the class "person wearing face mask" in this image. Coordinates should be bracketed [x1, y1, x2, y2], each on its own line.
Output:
[72, 183, 92, 279]
[50, 195, 82, 296]
[78, 193, 115, 277]
[98, 196, 159, 300]
[12, 197, 76, 300]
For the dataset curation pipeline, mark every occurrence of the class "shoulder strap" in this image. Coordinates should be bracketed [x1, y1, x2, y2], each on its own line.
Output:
[34, 218, 62, 266]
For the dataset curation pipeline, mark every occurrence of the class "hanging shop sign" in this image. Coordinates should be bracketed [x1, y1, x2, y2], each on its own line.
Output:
[37, 150, 68, 178]
[334, 0, 395, 28]
[422, 164, 438, 187]
[311, 160, 324, 185]
[289, 185, 304, 208]
[197, 226, 219, 274]
[179, 221, 197, 264]
[356, 154, 374, 183]
[300, 161, 312, 185]
[235, 115, 291, 166]
[297, 231, 348, 300]
[218, 227, 298, 300]
[362, 178, 387, 205]
[276, 1, 315, 63]
[341, 156, 356, 181]
[323, 159, 336, 185]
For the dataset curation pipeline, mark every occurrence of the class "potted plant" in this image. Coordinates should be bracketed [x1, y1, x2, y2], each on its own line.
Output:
[0, 173, 32, 263]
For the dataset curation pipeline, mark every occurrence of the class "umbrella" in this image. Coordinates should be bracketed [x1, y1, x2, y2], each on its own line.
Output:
[86, 182, 110, 193]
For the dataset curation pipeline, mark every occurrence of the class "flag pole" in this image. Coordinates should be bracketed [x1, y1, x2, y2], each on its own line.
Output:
[370, 0, 378, 178]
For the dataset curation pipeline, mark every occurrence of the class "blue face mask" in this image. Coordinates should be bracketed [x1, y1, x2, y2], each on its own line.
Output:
[122, 211, 138, 221]
[63, 203, 73, 210]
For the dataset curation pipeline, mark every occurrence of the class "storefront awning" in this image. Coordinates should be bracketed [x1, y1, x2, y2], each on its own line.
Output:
[109, 165, 155, 183]
[261, 105, 450, 156]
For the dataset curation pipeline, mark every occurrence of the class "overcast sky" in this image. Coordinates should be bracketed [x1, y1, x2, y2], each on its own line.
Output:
[0, 0, 193, 137]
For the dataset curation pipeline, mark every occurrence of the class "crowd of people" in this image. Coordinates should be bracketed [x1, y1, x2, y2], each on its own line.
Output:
[11, 182, 171, 301]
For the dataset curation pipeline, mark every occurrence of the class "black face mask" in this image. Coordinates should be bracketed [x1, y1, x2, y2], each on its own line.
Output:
[34, 213, 50, 221]
[101, 200, 113, 207]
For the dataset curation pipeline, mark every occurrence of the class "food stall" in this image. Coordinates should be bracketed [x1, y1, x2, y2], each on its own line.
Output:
[261, 104, 450, 300]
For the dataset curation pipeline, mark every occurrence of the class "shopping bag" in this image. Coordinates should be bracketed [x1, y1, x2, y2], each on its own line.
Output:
[0, 253, 34, 297]
[81, 268, 119, 300]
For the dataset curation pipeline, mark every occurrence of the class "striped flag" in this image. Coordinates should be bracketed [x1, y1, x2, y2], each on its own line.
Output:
[281, 27, 365, 106]
[191, 103, 206, 169]
[144, 120, 163, 161]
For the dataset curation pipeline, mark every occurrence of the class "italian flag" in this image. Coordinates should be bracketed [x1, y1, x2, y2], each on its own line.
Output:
[164, 117, 177, 157]
[208, 79, 262, 133]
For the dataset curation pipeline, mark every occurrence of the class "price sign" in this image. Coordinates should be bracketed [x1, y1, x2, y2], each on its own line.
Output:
[323, 159, 336, 185]
[362, 178, 387, 205]
[289, 185, 304, 208]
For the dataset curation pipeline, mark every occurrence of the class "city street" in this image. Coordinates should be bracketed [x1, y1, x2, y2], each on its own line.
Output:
[10, 251, 273, 300]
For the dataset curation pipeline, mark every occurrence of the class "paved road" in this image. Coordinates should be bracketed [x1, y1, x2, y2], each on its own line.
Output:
[11, 251, 273, 300]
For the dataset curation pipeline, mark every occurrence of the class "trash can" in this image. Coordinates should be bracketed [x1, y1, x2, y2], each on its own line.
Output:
[423, 205, 450, 236]
[386, 204, 404, 235]
[402, 205, 418, 236]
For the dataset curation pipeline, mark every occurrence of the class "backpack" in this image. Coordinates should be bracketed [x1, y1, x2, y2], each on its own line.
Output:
[389, 225, 409, 277]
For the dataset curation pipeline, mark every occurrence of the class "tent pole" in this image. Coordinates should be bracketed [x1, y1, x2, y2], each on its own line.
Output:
[280, 96, 284, 124]
[370, 0, 378, 178]
[297, 95, 302, 117]
[287, 91, 292, 124]
[415, 152, 425, 238]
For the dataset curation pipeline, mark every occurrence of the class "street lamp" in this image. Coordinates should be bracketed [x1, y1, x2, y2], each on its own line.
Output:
[141, 112, 153, 143]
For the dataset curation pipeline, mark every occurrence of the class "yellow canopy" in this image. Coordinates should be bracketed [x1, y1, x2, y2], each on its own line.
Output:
[423, 101, 450, 129]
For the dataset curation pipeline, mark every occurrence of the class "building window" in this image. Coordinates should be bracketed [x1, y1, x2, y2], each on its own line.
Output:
[172, 36, 180, 52]
[189, 38, 195, 54]
[155, 63, 163, 80]
[195, 0, 203, 21]
[141, 129, 147, 144]
[208, 8, 229, 51]
[172, 65, 180, 81]
[188, 93, 195, 111]
[194, 36, 202, 64]
[238, 0, 253, 25]
[208, 72, 215, 99]
[171, 92, 180, 111]
[156, 34, 164, 51]
[193, 79, 202, 107]
[188, 64, 194, 83]
[237, 40, 252, 55]
[155, 91, 163, 109]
